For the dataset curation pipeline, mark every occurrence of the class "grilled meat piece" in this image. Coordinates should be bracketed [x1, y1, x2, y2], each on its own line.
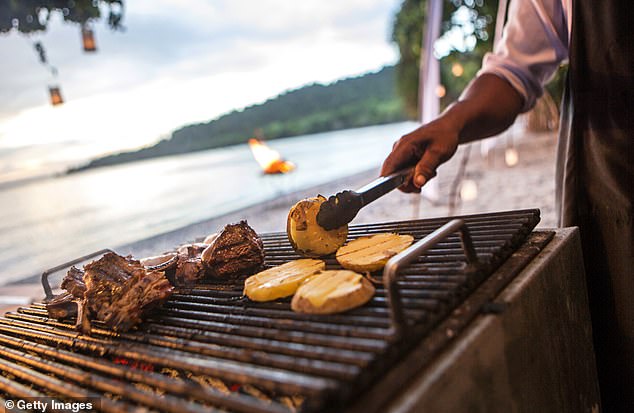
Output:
[82, 252, 173, 332]
[46, 292, 78, 319]
[141, 253, 178, 284]
[46, 266, 86, 320]
[174, 245, 206, 285]
[177, 243, 208, 256]
[202, 221, 265, 279]
[61, 266, 86, 298]
[140, 253, 178, 270]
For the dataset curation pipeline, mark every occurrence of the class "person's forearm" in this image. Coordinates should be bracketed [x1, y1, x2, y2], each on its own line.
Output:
[440, 73, 524, 144]
[381, 73, 526, 190]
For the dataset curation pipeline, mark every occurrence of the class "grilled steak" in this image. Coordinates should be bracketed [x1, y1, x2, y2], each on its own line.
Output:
[202, 221, 265, 278]
[174, 245, 206, 285]
[82, 252, 173, 331]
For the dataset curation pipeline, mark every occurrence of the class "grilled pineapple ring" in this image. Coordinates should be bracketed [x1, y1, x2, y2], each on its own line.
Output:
[287, 196, 348, 257]
[244, 259, 325, 302]
[291, 270, 375, 314]
[336, 233, 414, 272]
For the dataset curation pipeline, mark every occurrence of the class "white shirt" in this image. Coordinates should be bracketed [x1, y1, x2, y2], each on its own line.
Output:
[479, 0, 572, 112]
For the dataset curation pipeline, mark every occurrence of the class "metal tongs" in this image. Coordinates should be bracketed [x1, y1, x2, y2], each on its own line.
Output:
[316, 168, 412, 230]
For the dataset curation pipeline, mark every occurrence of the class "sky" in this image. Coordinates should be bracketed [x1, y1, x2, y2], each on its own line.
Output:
[0, 0, 402, 183]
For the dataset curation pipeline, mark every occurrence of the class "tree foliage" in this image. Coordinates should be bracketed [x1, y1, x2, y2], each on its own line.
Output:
[391, 0, 498, 117]
[0, 0, 124, 34]
[391, 0, 428, 119]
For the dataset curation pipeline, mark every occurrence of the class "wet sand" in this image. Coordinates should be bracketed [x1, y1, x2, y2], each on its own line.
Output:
[1, 127, 558, 309]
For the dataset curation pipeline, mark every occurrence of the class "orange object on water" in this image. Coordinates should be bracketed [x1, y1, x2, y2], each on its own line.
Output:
[248, 138, 295, 174]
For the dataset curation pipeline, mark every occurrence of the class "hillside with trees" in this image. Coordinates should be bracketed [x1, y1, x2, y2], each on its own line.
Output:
[70, 66, 407, 172]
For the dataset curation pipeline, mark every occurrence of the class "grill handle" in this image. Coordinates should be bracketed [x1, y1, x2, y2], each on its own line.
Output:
[383, 219, 478, 338]
[41, 248, 114, 301]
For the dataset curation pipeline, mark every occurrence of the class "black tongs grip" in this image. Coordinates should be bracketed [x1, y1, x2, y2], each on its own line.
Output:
[316, 168, 412, 230]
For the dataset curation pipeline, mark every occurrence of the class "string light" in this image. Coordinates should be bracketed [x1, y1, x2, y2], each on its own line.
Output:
[451, 62, 464, 77]
[505, 147, 519, 167]
[459, 179, 478, 201]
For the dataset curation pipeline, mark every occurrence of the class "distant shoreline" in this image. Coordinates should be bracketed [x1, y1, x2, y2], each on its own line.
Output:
[67, 66, 407, 175]
[67, 119, 403, 175]
[0, 171, 60, 192]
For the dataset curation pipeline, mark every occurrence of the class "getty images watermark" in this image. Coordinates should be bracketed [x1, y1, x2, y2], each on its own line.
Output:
[3, 397, 100, 412]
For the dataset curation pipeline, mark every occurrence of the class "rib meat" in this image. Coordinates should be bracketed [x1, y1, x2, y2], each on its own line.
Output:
[82, 252, 173, 331]
[47, 252, 173, 333]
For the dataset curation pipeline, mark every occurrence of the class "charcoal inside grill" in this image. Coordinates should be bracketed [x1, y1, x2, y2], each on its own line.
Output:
[4, 209, 542, 413]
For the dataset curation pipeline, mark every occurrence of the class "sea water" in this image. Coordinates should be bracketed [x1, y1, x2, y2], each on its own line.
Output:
[0, 122, 416, 285]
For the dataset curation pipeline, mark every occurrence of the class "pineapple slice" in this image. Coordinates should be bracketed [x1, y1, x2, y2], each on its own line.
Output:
[291, 270, 375, 314]
[336, 233, 414, 272]
[244, 259, 325, 302]
[287, 196, 348, 257]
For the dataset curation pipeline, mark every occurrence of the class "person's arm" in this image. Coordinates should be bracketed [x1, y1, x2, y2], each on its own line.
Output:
[381, 0, 569, 193]
[381, 73, 523, 192]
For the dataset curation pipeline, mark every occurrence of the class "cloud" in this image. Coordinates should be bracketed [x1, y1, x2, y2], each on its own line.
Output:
[0, 0, 401, 154]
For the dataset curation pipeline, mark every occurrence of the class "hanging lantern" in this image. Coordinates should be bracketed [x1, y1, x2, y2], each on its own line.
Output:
[49, 86, 64, 106]
[81, 25, 97, 52]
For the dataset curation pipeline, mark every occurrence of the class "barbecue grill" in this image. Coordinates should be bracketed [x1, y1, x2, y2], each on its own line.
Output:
[0, 209, 600, 412]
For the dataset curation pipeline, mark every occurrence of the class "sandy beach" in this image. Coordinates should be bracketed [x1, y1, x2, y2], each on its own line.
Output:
[1, 125, 558, 310]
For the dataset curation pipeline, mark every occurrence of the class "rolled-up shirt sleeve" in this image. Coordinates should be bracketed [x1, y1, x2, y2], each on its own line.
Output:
[479, 0, 569, 112]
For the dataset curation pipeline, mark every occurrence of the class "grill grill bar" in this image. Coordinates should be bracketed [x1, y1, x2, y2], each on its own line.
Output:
[7, 312, 376, 366]
[0, 317, 338, 397]
[1, 209, 542, 412]
[0, 374, 47, 400]
[0, 344, 215, 413]
[155, 309, 393, 339]
[0, 332, 289, 413]
[3, 312, 361, 381]
[0, 355, 133, 413]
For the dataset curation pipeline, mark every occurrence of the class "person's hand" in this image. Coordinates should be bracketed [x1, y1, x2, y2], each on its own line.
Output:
[381, 116, 459, 193]
[381, 74, 523, 193]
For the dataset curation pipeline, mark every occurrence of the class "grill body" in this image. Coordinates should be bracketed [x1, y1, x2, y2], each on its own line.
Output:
[364, 228, 600, 413]
[0, 209, 597, 412]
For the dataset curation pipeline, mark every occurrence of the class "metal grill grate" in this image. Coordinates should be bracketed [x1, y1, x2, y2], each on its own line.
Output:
[0, 209, 543, 412]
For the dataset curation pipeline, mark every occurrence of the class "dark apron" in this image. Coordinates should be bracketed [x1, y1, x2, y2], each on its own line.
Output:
[557, 1, 634, 410]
